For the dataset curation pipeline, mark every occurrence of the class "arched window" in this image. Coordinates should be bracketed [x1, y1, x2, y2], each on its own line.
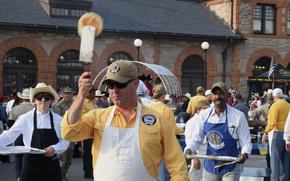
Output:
[57, 50, 83, 91]
[181, 55, 204, 95]
[3, 47, 37, 96]
[107, 51, 132, 65]
[249, 57, 272, 97]
[252, 57, 271, 76]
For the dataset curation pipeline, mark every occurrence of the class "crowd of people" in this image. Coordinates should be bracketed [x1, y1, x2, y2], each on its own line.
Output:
[0, 59, 289, 181]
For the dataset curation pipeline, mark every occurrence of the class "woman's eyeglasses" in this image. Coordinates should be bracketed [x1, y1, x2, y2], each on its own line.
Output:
[106, 80, 134, 89]
[34, 93, 53, 101]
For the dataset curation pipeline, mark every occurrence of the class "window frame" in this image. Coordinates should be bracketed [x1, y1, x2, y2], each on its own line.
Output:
[50, 7, 87, 18]
[253, 4, 276, 35]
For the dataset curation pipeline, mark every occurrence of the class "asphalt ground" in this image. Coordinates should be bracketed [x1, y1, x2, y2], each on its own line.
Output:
[0, 156, 92, 181]
[0, 155, 268, 181]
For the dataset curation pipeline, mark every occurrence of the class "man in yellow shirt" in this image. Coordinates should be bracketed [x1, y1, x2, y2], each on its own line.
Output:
[262, 88, 290, 181]
[186, 86, 206, 115]
[61, 60, 189, 181]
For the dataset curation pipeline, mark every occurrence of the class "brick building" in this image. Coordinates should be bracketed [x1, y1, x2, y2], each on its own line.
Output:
[206, 0, 290, 96]
[0, 0, 289, 98]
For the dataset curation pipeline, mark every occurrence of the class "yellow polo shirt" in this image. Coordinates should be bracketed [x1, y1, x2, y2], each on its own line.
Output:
[61, 104, 189, 181]
[148, 101, 183, 135]
[266, 99, 290, 133]
[82, 98, 96, 115]
[186, 95, 206, 114]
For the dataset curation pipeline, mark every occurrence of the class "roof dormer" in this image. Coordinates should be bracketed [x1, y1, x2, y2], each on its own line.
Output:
[39, 0, 93, 18]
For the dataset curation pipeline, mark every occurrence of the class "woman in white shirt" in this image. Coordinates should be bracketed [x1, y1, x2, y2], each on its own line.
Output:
[0, 83, 69, 181]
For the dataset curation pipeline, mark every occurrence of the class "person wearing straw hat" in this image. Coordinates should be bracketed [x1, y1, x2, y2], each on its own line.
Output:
[0, 83, 69, 181]
[205, 89, 213, 105]
[62, 60, 189, 181]
[95, 90, 108, 108]
[181, 93, 191, 112]
[8, 88, 34, 181]
[184, 82, 252, 181]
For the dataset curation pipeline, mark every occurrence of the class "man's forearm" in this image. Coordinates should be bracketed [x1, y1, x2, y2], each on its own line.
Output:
[67, 95, 85, 124]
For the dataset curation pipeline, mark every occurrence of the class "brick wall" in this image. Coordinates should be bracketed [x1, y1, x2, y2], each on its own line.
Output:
[207, 1, 232, 28]
[207, 0, 290, 97]
[0, 30, 229, 95]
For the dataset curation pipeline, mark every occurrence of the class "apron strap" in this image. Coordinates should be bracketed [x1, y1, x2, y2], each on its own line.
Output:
[49, 111, 54, 129]
[33, 109, 37, 129]
[33, 109, 54, 129]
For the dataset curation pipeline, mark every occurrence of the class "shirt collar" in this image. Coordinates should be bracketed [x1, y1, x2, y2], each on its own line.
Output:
[210, 104, 228, 118]
[36, 109, 50, 116]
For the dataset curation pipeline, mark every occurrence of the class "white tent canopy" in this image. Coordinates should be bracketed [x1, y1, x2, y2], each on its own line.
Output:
[93, 61, 182, 97]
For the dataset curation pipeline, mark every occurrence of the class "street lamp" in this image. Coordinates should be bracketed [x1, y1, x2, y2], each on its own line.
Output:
[134, 38, 142, 61]
[201, 41, 209, 88]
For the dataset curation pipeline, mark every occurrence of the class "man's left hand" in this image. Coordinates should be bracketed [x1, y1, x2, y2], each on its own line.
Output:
[44, 146, 56, 157]
[238, 153, 248, 164]
[286, 143, 290, 151]
[261, 133, 267, 144]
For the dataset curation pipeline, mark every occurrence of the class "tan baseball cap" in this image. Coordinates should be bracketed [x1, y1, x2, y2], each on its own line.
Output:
[211, 82, 228, 93]
[102, 60, 138, 84]
[153, 84, 166, 96]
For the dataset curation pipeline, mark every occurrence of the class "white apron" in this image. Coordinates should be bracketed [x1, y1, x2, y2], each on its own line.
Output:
[93, 103, 156, 181]
[268, 130, 274, 157]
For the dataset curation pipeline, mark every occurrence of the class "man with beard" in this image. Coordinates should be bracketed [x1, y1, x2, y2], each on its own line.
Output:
[184, 82, 252, 181]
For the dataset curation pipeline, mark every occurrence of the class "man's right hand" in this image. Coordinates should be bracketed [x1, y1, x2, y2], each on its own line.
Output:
[192, 159, 201, 170]
[78, 72, 92, 98]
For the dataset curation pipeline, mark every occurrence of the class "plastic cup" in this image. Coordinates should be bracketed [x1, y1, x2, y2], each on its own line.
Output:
[258, 143, 268, 156]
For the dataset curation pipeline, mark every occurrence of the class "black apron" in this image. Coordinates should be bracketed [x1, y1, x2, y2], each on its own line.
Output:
[21, 110, 61, 181]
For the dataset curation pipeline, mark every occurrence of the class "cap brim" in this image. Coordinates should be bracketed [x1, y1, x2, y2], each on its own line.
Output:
[103, 77, 130, 84]
[212, 86, 226, 93]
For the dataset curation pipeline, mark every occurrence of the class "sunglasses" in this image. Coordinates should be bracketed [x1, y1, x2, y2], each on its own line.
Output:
[34, 93, 53, 101]
[106, 80, 134, 89]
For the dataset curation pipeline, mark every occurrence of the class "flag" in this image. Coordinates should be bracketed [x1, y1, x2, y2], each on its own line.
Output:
[268, 56, 277, 79]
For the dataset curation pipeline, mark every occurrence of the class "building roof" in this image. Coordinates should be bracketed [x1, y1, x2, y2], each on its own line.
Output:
[0, 0, 242, 40]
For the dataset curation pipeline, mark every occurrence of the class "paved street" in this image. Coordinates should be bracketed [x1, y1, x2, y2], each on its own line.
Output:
[0, 155, 268, 181]
[0, 157, 93, 181]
